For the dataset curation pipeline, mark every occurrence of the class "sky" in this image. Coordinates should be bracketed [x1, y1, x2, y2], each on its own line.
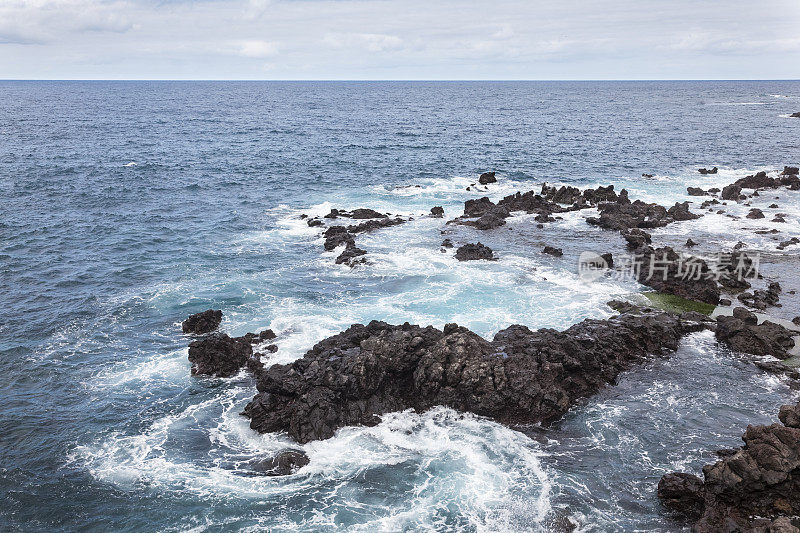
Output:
[1, 0, 799, 80]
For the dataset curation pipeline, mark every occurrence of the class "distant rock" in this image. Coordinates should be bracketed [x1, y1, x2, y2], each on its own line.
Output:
[746, 208, 765, 219]
[478, 172, 497, 185]
[430, 206, 444, 218]
[182, 309, 223, 334]
[335, 243, 367, 266]
[790, 112, 800, 118]
[455, 242, 494, 261]
[350, 208, 387, 219]
[782, 166, 799, 175]
[721, 184, 742, 200]
[778, 237, 800, 250]
[543, 246, 563, 257]
[698, 167, 718, 174]
[687, 187, 707, 196]
[686, 238, 698, 247]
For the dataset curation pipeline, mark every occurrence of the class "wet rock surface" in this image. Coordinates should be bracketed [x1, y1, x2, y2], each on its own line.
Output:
[243, 307, 703, 443]
[182, 309, 223, 334]
[659, 400, 800, 532]
[455, 242, 494, 261]
[250, 449, 310, 476]
[715, 307, 795, 358]
[188, 333, 253, 377]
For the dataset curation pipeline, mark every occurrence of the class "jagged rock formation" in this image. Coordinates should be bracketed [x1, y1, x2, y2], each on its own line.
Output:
[182, 309, 223, 334]
[243, 307, 709, 443]
[716, 307, 795, 358]
[478, 171, 497, 184]
[455, 242, 494, 261]
[635, 246, 721, 305]
[188, 333, 253, 377]
[659, 401, 800, 532]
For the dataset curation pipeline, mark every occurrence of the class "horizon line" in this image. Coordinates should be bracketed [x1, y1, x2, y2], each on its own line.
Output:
[2, 78, 800, 82]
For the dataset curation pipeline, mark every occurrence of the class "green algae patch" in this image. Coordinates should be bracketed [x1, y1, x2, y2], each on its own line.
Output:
[643, 292, 716, 316]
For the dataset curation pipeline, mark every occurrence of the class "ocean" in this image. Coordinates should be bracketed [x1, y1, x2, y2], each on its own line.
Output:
[2, 80, 800, 531]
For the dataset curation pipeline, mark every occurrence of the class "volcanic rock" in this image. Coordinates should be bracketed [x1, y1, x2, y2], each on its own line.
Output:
[244, 308, 701, 443]
[430, 206, 445, 218]
[687, 187, 707, 196]
[188, 333, 253, 377]
[659, 400, 800, 532]
[455, 242, 494, 261]
[182, 309, 223, 334]
[721, 184, 742, 200]
[747, 208, 765, 219]
[478, 172, 497, 185]
[543, 246, 563, 257]
[251, 449, 309, 476]
[716, 307, 795, 358]
[698, 167, 718, 175]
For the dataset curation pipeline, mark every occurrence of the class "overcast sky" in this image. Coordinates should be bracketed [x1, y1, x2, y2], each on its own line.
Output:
[1, 0, 799, 80]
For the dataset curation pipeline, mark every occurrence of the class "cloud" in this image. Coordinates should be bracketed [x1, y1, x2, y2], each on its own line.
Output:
[236, 39, 278, 58]
[322, 32, 403, 53]
[0, 0, 798, 79]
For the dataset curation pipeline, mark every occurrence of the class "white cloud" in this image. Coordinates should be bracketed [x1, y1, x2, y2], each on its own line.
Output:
[322, 32, 403, 53]
[0, 0, 798, 79]
[237, 39, 278, 58]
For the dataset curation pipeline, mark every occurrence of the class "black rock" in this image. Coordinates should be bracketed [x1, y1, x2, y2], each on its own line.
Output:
[543, 246, 563, 257]
[698, 167, 718, 174]
[778, 237, 800, 250]
[188, 333, 253, 377]
[441, 238, 453, 248]
[687, 187, 707, 196]
[478, 172, 497, 185]
[716, 307, 795, 358]
[746, 208, 765, 219]
[251, 449, 309, 476]
[659, 400, 800, 532]
[244, 308, 699, 443]
[721, 184, 742, 200]
[350, 208, 387, 219]
[782, 166, 799, 175]
[307, 218, 323, 227]
[335, 243, 367, 266]
[182, 309, 223, 334]
[430, 206, 444, 218]
[455, 242, 494, 261]
[686, 238, 698, 247]
[658, 473, 705, 516]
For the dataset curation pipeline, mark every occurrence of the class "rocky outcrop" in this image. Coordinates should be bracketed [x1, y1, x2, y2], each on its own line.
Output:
[738, 282, 782, 310]
[478, 172, 497, 185]
[587, 196, 701, 232]
[715, 307, 795, 358]
[698, 167, 718, 175]
[188, 333, 253, 377]
[321, 216, 406, 266]
[659, 401, 800, 532]
[430, 206, 444, 218]
[687, 187, 707, 196]
[182, 309, 223, 334]
[721, 184, 742, 200]
[455, 242, 494, 261]
[244, 308, 708, 443]
[636, 246, 721, 305]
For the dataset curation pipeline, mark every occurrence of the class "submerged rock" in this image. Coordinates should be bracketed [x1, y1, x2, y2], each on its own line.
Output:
[244, 308, 703, 443]
[182, 309, 223, 334]
[659, 400, 800, 532]
[188, 333, 253, 377]
[455, 242, 494, 261]
[251, 449, 309, 476]
[543, 246, 563, 257]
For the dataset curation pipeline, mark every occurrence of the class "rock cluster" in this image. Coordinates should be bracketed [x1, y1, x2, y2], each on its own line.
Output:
[322, 216, 407, 266]
[715, 307, 795, 358]
[659, 401, 800, 532]
[188, 333, 254, 377]
[244, 307, 708, 443]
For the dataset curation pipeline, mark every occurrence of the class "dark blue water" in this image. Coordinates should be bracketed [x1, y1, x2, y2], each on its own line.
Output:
[2, 81, 800, 532]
